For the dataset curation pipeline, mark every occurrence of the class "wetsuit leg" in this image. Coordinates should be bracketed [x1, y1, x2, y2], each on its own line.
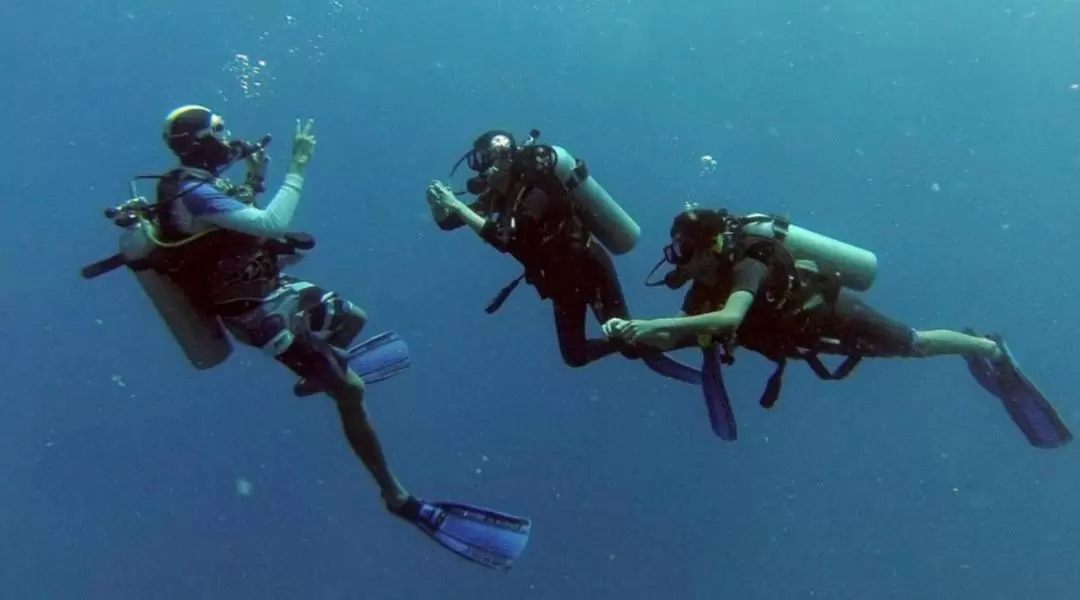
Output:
[552, 244, 635, 367]
[806, 291, 918, 357]
[553, 294, 618, 367]
[586, 243, 630, 323]
[586, 244, 643, 360]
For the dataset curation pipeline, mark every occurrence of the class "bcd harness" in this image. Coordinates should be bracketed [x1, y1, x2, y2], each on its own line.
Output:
[81, 169, 314, 311]
[706, 216, 864, 410]
[482, 146, 593, 315]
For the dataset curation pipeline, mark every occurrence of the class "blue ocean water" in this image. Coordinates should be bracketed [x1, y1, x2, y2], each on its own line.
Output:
[3, 0, 1079, 598]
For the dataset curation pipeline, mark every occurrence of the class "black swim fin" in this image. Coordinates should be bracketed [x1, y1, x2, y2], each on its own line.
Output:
[702, 346, 737, 441]
[965, 333, 1072, 449]
[642, 352, 703, 384]
[390, 497, 532, 571]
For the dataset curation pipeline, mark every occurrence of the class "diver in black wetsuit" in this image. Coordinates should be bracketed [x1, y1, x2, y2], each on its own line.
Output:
[426, 130, 635, 367]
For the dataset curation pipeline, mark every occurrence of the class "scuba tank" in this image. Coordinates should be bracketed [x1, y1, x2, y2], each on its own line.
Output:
[117, 204, 232, 370]
[452, 129, 642, 256]
[88, 185, 234, 370]
[546, 144, 640, 256]
[738, 214, 878, 292]
[81, 135, 277, 370]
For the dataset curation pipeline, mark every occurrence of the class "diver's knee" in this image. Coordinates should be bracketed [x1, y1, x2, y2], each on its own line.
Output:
[327, 371, 366, 401]
[347, 303, 368, 324]
[908, 331, 931, 357]
[339, 303, 367, 333]
[562, 352, 589, 368]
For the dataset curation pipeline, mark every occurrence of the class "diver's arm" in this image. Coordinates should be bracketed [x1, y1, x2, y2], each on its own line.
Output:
[616, 258, 767, 349]
[200, 173, 304, 238]
[626, 285, 703, 349]
[435, 199, 488, 232]
[450, 202, 489, 236]
[432, 202, 463, 230]
[430, 181, 483, 231]
[439, 197, 512, 251]
[639, 291, 754, 342]
[605, 295, 753, 351]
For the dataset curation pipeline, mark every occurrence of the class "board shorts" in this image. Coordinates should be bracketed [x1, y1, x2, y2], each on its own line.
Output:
[220, 275, 360, 386]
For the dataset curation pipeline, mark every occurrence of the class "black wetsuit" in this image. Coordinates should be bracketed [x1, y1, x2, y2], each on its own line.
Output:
[439, 185, 632, 367]
[681, 249, 918, 359]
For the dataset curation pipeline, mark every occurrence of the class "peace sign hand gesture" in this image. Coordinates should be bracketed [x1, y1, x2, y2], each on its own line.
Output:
[290, 118, 316, 174]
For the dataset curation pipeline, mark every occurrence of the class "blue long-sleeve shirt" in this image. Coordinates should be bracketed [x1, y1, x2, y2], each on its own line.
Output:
[169, 167, 305, 238]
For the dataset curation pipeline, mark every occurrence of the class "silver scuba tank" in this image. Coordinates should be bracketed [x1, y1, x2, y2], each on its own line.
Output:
[119, 219, 232, 369]
[740, 214, 878, 292]
[549, 145, 641, 255]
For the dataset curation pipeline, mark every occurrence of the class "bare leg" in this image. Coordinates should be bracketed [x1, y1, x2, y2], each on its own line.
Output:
[914, 329, 1001, 359]
[326, 371, 409, 507]
[293, 304, 370, 397]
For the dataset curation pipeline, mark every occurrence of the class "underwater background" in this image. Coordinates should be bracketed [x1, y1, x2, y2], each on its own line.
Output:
[3, 0, 1079, 598]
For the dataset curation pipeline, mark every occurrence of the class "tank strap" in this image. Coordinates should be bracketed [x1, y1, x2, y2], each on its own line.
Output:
[767, 215, 791, 242]
[561, 159, 590, 192]
[556, 160, 592, 243]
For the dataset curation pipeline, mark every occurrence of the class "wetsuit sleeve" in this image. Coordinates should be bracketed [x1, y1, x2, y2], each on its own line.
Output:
[436, 199, 488, 231]
[730, 256, 769, 296]
[194, 173, 304, 237]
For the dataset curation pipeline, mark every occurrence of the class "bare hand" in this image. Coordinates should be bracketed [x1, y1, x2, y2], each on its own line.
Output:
[246, 148, 269, 177]
[602, 318, 628, 338]
[426, 180, 463, 213]
[291, 118, 316, 167]
[611, 319, 665, 345]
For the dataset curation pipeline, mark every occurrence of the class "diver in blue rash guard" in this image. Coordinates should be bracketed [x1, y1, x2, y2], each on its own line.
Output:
[81, 108, 536, 569]
[164, 107, 416, 508]
[91, 106, 413, 510]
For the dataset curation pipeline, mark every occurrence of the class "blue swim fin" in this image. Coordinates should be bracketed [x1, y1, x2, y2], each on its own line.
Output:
[391, 497, 531, 571]
[965, 334, 1072, 449]
[642, 352, 703, 384]
[294, 331, 411, 397]
[345, 331, 411, 384]
[702, 346, 738, 441]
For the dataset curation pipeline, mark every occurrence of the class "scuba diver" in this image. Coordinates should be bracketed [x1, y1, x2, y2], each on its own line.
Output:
[426, 129, 699, 383]
[80, 106, 531, 571]
[602, 206, 1072, 449]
